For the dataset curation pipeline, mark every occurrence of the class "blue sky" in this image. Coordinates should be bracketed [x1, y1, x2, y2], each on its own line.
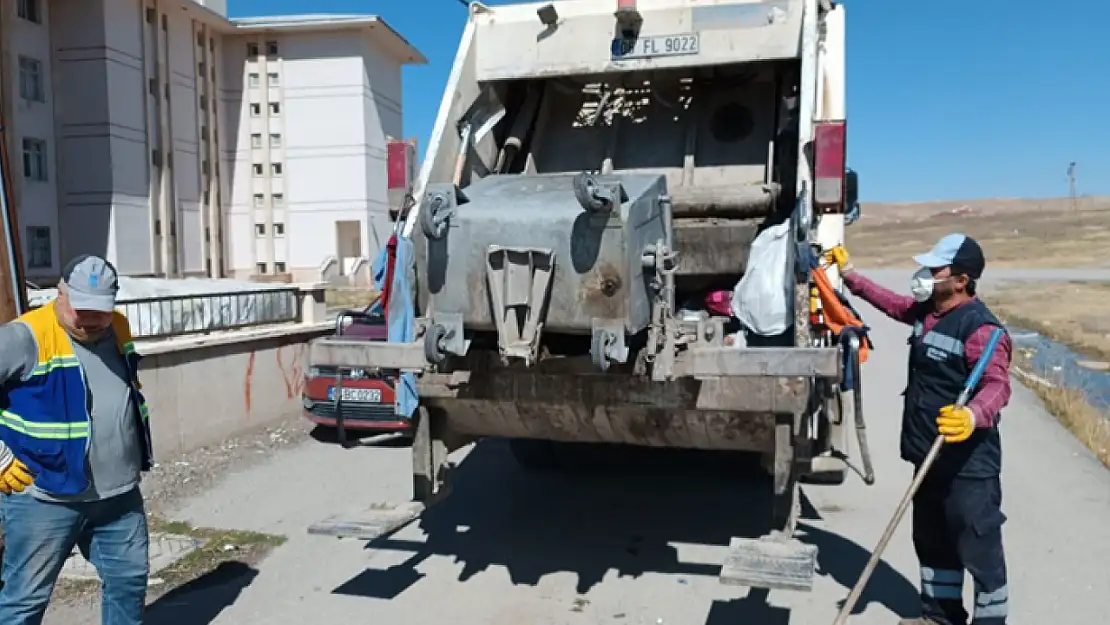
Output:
[229, 0, 1108, 203]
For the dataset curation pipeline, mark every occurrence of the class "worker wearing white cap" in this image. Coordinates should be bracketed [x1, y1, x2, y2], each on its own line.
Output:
[0, 255, 153, 625]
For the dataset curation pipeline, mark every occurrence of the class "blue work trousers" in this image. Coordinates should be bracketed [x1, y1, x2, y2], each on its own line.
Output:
[0, 487, 150, 625]
[912, 473, 1009, 625]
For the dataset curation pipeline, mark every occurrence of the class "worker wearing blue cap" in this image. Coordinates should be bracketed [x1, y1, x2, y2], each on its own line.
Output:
[0, 255, 153, 625]
[828, 233, 1012, 625]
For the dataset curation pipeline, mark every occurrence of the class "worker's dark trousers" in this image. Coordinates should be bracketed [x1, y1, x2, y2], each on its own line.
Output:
[911, 471, 1009, 625]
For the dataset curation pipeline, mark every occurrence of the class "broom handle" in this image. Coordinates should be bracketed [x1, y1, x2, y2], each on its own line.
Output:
[831, 326, 1005, 625]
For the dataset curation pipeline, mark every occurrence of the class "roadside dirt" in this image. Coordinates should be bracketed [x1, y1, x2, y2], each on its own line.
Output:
[985, 282, 1110, 363]
[41, 415, 317, 622]
[847, 196, 1110, 269]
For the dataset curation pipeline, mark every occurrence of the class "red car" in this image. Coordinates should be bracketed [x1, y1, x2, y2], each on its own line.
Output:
[301, 308, 411, 436]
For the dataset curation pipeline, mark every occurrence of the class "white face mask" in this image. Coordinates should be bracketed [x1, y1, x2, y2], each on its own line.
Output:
[910, 267, 949, 303]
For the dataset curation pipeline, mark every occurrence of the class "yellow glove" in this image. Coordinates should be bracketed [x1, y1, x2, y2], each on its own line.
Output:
[936, 405, 975, 443]
[0, 446, 34, 495]
[824, 246, 854, 273]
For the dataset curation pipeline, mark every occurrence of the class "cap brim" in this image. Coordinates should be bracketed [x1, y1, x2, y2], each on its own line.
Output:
[913, 253, 952, 268]
[68, 292, 116, 313]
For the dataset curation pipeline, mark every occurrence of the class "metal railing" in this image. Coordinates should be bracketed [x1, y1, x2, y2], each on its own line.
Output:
[117, 287, 301, 340]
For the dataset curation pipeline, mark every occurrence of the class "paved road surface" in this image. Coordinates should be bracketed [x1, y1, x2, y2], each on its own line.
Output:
[58, 269, 1110, 624]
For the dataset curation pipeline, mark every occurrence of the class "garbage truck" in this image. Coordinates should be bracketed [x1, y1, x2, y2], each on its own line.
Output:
[306, 0, 871, 593]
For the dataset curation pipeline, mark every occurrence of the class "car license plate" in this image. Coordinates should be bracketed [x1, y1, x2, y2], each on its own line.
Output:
[611, 33, 700, 60]
[328, 387, 382, 403]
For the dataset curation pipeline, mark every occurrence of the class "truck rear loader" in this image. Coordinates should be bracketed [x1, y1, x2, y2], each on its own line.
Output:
[306, 0, 873, 593]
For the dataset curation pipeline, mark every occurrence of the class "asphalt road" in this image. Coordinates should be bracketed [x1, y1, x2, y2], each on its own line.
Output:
[63, 269, 1110, 624]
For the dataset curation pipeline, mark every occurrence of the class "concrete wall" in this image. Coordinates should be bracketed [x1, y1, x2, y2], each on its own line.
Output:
[138, 324, 330, 459]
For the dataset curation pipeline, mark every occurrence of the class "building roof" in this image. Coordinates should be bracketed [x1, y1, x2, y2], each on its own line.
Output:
[229, 14, 427, 64]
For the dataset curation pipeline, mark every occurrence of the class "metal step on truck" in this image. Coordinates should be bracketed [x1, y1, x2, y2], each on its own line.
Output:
[306, 0, 872, 593]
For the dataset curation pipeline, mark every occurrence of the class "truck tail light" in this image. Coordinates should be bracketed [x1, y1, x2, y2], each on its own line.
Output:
[813, 120, 847, 210]
[615, 0, 642, 27]
[386, 137, 417, 218]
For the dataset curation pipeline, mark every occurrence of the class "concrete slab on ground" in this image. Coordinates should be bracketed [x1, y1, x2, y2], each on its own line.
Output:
[59, 533, 204, 581]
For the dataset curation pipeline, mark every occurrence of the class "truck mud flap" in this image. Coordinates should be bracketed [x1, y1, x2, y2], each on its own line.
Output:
[307, 501, 426, 541]
[719, 534, 818, 592]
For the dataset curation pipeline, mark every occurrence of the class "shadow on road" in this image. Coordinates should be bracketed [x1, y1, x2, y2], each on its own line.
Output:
[309, 424, 413, 448]
[143, 561, 258, 625]
[331, 439, 918, 621]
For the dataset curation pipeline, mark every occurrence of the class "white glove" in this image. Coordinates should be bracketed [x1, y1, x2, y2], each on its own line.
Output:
[0, 441, 13, 471]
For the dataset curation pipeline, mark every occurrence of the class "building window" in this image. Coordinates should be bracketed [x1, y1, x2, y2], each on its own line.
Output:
[271, 163, 282, 176]
[266, 41, 278, 56]
[255, 224, 265, 236]
[248, 72, 259, 88]
[199, 95, 207, 111]
[268, 102, 280, 115]
[26, 226, 50, 269]
[17, 0, 41, 24]
[253, 193, 264, 207]
[274, 261, 286, 273]
[272, 193, 284, 207]
[18, 56, 45, 102]
[196, 32, 205, 47]
[198, 62, 206, 77]
[256, 262, 267, 274]
[267, 72, 280, 86]
[250, 103, 261, 117]
[247, 42, 259, 56]
[21, 138, 47, 181]
[252, 163, 263, 176]
[269, 133, 282, 148]
[250, 133, 262, 149]
[273, 223, 285, 236]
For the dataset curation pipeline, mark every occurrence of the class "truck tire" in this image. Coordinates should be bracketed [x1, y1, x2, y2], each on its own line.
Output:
[508, 438, 560, 471]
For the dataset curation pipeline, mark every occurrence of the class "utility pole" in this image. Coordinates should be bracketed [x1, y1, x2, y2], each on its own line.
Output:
[1067, 161, 1077, 211]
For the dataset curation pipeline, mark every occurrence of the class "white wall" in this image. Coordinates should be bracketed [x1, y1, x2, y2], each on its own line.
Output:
[9, 0, 61, 278]
[48, 0, 216, 277]
[8, 2, 410, 282]
[220, 29, 406, 281]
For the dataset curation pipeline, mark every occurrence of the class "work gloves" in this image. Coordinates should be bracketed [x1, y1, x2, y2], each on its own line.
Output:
[936, 405, 975, 443]
[0, 442, 34, 495]
[824, 246, 854, 274]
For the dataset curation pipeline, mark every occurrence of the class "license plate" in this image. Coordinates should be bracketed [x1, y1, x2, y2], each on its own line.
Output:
[328, 387, 382, 403]
[611, 33, 700, 60]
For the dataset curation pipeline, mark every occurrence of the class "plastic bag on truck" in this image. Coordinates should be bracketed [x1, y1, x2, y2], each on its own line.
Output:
[730, 220, 793, 336]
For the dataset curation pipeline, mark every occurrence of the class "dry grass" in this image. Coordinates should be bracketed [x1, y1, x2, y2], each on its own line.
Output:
[985, 282, 1110, 363]
[848, 197, 1110, 269]
[325, 287, 380, 311]
[1038, 386, 1110, 467]
[983, 282, 1110, 470]
[1012, 352, 1110, 470]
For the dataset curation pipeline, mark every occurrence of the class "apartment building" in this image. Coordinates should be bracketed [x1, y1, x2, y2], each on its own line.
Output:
[0, 0, 424, 283]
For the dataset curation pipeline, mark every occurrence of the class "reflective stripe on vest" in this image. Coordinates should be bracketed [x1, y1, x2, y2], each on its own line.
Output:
[2, 303, 150, 441]
[0, 409, 90, 439]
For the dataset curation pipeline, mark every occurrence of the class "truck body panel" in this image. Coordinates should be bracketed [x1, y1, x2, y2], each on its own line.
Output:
[307, 0, 869, 594]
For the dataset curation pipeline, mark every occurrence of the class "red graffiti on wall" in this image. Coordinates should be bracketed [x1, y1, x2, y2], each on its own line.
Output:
[276, 344, 307, 400]
[244, 351, 257, 415]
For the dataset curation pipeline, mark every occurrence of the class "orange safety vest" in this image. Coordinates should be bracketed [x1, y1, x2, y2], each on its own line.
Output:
[811, 267, 870, 363]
